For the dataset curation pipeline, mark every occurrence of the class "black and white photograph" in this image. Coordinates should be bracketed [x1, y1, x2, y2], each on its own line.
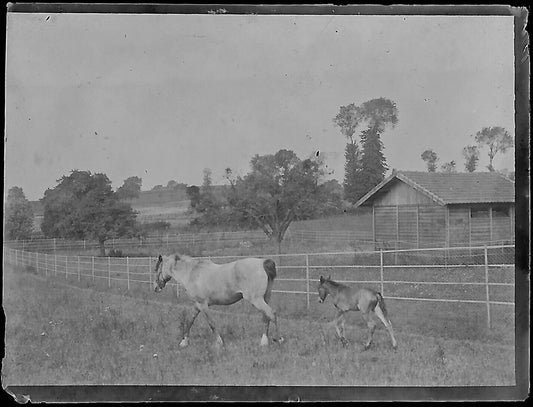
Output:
[3, 4, 529, 402]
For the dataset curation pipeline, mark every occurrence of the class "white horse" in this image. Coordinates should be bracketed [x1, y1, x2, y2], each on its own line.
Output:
[154, 253, 283, 348]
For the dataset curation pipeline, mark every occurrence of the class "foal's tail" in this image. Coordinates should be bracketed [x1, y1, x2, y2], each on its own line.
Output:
[376, 292, 390, 321]
[263, 259, 277, 303]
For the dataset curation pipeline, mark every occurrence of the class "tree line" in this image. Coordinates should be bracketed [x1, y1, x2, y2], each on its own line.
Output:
[5, 98, 514, 253]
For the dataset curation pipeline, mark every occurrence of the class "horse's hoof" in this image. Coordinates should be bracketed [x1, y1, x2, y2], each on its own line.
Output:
[260, 334, 269, 347]
[179, 338, 189, 348]
[214, 336, 224, 349]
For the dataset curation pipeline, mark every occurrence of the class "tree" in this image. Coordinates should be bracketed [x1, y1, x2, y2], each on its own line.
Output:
[227, 149, 332, 253]
[421, 149, 439, 172]
[334, 103, 364, 203]
[462, 145, 480, 172]
[116, 176, 142, 200]
[192, 168, 224, 226]
[186, 185, 201, 209]
[4, 186, 34, 240]
[441, 160, 457, 173]
[474, 126, 513, 172]
[41, 170, 137, 255]
[334, 98, 398, 203]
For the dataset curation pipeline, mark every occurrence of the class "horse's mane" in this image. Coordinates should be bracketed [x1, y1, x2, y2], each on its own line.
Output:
[325, 278, 346, 288]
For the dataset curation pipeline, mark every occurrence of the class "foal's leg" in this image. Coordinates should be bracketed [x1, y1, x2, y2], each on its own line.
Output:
[334, 310, 348, 346]
[361, 311, 376, 351]
[249, 297, 281, 346]
[374, 304, 398, 349]
[196, 301, 224, 348]
[179, 307, 201, 348]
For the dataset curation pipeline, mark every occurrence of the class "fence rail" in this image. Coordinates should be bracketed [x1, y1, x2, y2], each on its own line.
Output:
[3, 243, 514, 329]
[3, 231, 515, 253]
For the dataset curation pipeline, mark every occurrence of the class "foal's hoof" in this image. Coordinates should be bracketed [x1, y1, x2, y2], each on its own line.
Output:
[214, 336, 225, 350]
[272, 336, 284, 345]
[362, 343, 372, 352]
[340, 338, 349, 347]
[179, 338, 189, 348]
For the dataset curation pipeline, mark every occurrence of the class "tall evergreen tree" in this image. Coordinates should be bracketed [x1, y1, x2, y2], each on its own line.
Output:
[343, 142, 363, 204]
[359, 126, 388, 194]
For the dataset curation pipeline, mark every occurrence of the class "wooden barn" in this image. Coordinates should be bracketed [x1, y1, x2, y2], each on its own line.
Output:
[354, 170, 515, 249]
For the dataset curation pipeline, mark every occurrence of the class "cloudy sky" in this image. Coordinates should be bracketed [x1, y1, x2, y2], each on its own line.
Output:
[5, 12, 515, 200]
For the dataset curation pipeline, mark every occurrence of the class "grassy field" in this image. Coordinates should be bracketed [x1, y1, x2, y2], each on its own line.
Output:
[2, 263, 515, 387]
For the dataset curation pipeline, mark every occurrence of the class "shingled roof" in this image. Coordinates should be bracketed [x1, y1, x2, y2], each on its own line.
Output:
[355, 170, 515, 207]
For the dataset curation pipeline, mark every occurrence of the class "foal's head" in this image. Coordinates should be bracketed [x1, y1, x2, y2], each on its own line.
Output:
[317, 275, 332, 303]
[153, 254, 181, 292]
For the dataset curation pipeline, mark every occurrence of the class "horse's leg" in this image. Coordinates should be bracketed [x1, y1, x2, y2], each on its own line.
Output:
[361, 311, 376, 351]
[334, 310, 348, 346]
[197, 302, 224, 348]
[179, 307, 201, 348]
[374, 304, 398, 349]
[249, 297, 281, 346]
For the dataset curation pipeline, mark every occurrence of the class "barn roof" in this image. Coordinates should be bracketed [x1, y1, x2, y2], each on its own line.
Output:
[354, 170, 515, 207]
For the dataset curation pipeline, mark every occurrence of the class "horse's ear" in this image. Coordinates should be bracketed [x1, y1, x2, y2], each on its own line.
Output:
[158, 255, 163, 262]
[319, 276, 324, 283]
[174, 254, 180, 262]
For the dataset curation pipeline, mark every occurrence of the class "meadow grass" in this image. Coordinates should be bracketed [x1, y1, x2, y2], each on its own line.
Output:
[2, 263, 515, 387]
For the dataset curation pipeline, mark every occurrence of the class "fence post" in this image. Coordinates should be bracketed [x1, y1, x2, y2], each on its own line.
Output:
[84, 240, 86, 250]
[305, 254, 310, 309]
[77, 256, 80, 281]
[65, 256, 68, 279]
[484, 246, 491, 329]
[45, 253, 48, 277]
[92, 257, 95, 282]
[36, 252, 39, 274]
[54, 238, 56, 252]
[148, 256, 152, 291]
[54, 252, 57, 276]
[108, 256, 111, 288]
[127, 256, 130, 291]
[380, 249, 384, 295]
[15, 249, 18, 267]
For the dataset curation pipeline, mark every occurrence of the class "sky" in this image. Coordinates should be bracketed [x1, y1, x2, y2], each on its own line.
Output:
[5, 12, 515, 201]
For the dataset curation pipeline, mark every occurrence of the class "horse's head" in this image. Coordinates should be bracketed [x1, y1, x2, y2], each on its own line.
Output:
[153, 254, 179, 292]
[317, 275, 331, 303]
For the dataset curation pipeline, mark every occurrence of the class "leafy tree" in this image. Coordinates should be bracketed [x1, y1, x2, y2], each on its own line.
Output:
[421, 149, 439, 172]
[4, 186, 34, 240]
[193, 168, 224, 226]
[116, 176, 142, 200]
[41, 170, 137, 255]
[474, 126, 513, 172]
[151, 185, 164, 191]
[186, 185, 201, 209]
[441, 160, 457, 173]
[462, 145, 480, 172]
[227, 149, 332, 253]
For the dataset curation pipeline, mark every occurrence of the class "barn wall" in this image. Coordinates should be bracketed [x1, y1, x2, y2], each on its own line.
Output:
[374, 204, 446, 248]
[373, 180, 435, 206]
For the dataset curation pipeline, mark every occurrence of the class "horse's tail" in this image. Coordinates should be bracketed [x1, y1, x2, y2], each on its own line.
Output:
[376, 292, 389, 321]
[263, 258, 276, 282]
[263, 259, 277, 302]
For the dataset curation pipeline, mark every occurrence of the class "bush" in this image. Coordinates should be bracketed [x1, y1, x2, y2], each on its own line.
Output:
[108, 249, 123, 257]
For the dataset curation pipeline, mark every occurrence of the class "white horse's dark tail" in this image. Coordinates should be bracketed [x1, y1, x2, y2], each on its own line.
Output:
[263, 259, 277, 302]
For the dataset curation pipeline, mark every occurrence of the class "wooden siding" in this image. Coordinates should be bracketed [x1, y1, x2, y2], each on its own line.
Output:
[418, 206, 446, 247]
[449, 207, 470, 246]
[373, 180, 435, 206]
[398, 206, 418, 248]
[371, 202, 514, 248]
